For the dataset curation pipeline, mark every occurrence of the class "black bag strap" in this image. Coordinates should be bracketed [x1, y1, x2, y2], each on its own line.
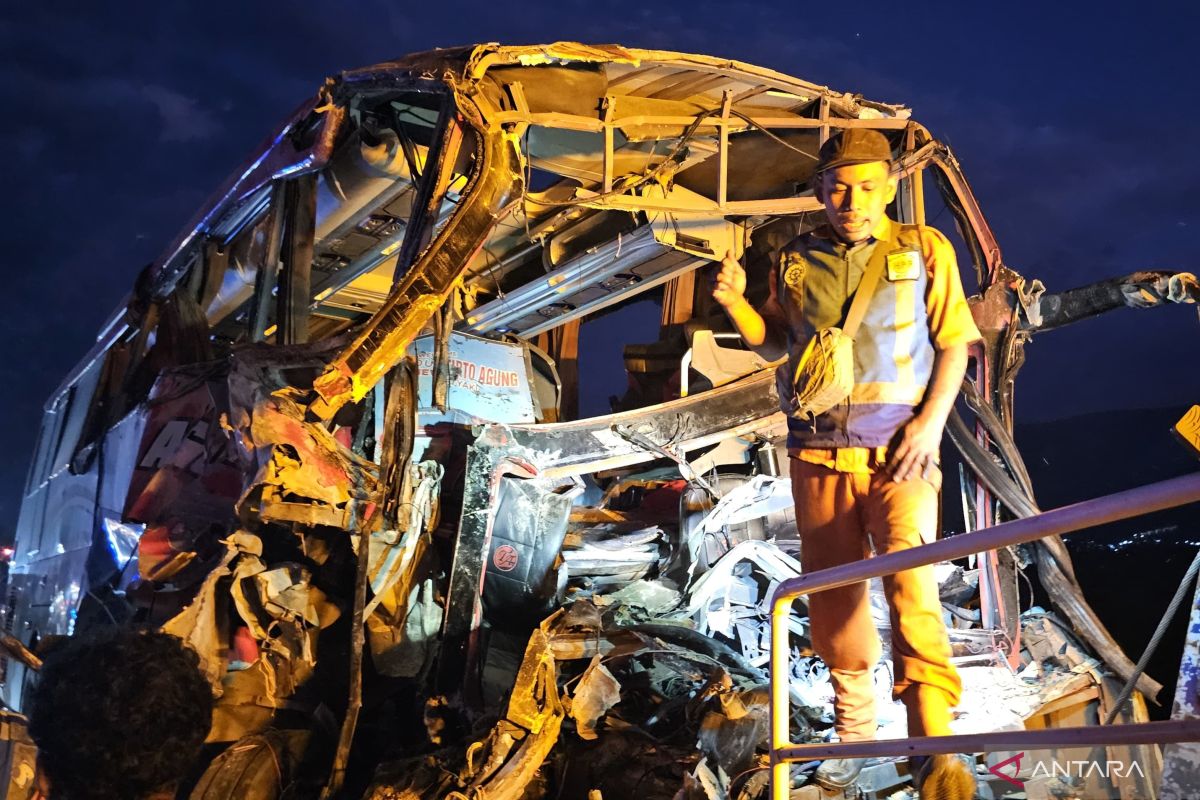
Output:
[842, 228, 899, 340]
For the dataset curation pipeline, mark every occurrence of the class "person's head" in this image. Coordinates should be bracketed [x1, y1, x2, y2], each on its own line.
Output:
[814, 129, 897, 244]
[28, 628, 213, 800]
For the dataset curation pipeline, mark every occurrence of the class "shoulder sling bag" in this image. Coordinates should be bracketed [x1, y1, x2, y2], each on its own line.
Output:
[789, 230, 896, 420]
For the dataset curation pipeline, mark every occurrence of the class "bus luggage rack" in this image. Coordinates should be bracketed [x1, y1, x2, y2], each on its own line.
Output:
[768, 472, 1200, 800]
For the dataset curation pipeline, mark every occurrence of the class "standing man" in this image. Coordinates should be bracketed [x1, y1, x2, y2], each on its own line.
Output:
[713, 129, 979, 798]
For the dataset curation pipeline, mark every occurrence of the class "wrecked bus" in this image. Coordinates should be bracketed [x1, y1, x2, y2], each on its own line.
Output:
[4, 42, 1199, 799]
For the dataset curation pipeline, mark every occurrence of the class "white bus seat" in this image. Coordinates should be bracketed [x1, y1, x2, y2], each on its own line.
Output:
[680, 330, 779, 397]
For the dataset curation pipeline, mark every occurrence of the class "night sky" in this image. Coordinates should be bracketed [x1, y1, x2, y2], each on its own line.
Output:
[3, 1, 1199, 534]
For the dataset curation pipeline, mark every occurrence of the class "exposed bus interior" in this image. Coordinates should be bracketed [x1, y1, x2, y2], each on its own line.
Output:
[4, 43, 1198, 800]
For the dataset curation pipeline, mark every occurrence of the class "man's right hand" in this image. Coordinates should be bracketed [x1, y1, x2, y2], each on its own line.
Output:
[713, 250, 748, 308]
[710, 249, 782, 358]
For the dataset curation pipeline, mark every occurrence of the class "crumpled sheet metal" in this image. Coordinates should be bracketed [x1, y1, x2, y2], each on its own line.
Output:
[598, 579, 682, 620]
[370, 602, 756, 799]
[368, 589, 827, 799]
[569, 656, 621, 740]
[697, 684, 769, 779]
[690, 475, 793, 537]
[366, 461, 443, 614]
[367, 578, 441, 678]
[364, 460, 444, 677]
[449, 622, 568, 800]
[1168, 271, 1200, 303]
[236, 390, 379, 527]
[163, 532, 252, 692]
[673, 757, 727, 800]
[123, 338, 379, 582]
[230, 559, 339, 663]
[684, 539, 805, 632]
[255, 565, 340, 629]
[366, 508, 1142, 798]
[205, 342, 381, 530]
[1120, 271, 1199, 308]
[163, 530, 341, 742]
[1015, 276, 1047, 327]
[127, 341, 385, 747]
[366, 614, 571, 799]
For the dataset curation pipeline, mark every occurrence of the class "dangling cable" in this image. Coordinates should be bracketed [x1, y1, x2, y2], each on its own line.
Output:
[1103, 547, 1200, 724]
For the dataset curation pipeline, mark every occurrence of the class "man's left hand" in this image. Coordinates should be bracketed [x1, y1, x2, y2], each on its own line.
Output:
[890, 413, 943, 482]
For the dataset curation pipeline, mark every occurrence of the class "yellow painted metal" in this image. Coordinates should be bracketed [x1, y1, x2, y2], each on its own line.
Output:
[1175, 405, 1200, 456]
[771, 600, 792, 800]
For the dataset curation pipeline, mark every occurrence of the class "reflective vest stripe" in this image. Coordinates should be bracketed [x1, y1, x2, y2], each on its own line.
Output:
[778, 222, 936, 448]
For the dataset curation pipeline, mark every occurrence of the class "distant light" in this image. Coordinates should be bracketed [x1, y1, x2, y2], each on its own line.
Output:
[0, 547, 13, 561]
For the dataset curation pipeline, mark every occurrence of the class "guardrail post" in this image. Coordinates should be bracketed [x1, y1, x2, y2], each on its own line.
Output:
[771, 598, 791, 800]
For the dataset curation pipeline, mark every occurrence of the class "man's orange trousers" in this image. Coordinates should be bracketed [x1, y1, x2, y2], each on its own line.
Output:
[790, 457, 962, 740]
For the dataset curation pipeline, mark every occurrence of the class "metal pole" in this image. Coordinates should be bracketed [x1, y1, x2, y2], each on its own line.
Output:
[774, 472, 1200, 603]
[775, 719, 1200, 761]
[1104, 547, 1200, 725]
[771, 600, 792, 800]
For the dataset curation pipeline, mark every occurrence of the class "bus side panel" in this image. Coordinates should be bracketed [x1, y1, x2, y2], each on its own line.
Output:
[1, 408, 147, 711]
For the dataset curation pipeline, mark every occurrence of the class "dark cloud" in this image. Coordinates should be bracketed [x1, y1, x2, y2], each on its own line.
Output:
[0, 0, 1196, 529]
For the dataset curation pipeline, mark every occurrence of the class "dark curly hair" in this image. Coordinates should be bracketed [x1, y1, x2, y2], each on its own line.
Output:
[28, 628, 213, 800]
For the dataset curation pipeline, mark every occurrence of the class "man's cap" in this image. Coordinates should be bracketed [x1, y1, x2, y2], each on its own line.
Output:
[815, 129, 893, 173]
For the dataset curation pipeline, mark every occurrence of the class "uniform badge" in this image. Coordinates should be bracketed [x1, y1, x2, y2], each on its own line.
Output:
[782, 255, 807, 287]
[885, 249, 923, 282]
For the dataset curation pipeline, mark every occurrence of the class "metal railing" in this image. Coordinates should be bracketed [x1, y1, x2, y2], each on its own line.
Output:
[769, 472, 1200, 799]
